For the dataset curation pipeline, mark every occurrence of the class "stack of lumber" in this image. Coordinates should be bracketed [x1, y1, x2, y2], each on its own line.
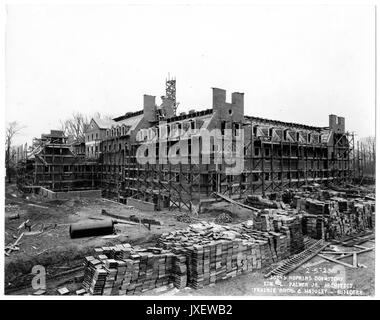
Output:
[82, 244, 187, 295]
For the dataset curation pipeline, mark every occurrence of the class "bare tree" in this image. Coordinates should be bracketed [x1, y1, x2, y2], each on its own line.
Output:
[60, 112, 114, 143]
[5, 121, 25, 183]
[357, 136, 376, 178]
[60, 112, 90, 143]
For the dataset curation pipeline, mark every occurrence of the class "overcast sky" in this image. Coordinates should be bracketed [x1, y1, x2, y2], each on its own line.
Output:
[5, 4, 375, 146]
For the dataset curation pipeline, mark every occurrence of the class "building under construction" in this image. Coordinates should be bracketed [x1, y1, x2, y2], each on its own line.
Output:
[16, 80, 354, 210]
[16, 130, 100, 192]
[92, 80, 354, 211]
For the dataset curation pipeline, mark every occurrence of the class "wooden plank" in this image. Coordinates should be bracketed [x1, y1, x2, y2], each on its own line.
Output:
[213, 192, 260, 215]
[5, 232, 24, 254]
[318, 254, 357, 268]
[352, 252, 358, 268]
[322, 247, 374, 255]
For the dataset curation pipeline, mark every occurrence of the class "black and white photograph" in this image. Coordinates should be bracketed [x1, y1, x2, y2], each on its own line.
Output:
[2, 1, 377, 299]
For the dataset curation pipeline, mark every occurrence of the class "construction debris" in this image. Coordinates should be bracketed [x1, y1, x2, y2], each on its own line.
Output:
[57, 287, 70, 295]
[215, 212, 233, 224]
[33, 289, 46, 295]
[299, 197, 375, 240]
[82, 244, 186, 295]
[5, 232, 24, 256]
[8, 213, 20, 220]
[176, 213, 194, 223]
[75, 289, 86, 295]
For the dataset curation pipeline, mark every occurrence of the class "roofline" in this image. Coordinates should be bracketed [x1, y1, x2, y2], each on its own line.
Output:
[244, 115, 327, 132]
[113, 110, 144, 122]
[166, 108, 213, 123]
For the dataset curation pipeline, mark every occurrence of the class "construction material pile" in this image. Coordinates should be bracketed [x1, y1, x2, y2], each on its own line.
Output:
[157, 218, 304, 289]
[246, 195, 282, 209]
[299, 197, 375, 240]
[81, 214, 306, 295]
[215, 212, 233, 224]
[158, 222, 267, 289]
[82, 244, 187, 295]
[176, 213, 194, 223]
[325, 200, 374, 239]
[302, 214, 324, 239]
[251, 209, 304, 255]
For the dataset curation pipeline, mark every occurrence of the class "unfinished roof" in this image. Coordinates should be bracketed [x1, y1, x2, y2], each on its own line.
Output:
[166, 109, 213, 123]
[113, 110, 144, 122]
[245, 115, 327, 132]
[115, 114, 143, 132]
[41, 130, 66, 139]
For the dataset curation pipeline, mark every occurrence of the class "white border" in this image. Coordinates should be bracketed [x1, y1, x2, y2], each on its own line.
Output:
[0, 0, 378, 300]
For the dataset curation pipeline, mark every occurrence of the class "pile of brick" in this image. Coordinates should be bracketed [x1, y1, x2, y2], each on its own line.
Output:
[302, 214, 324, 239]
[215, 212, 233, 224]
[82, 244, 187, 295]
[300, 197, 375, 240]
[82, 214, 307, 295]
[305, 199, 327, 215]
[82, 257, 107, 295]
[324, 200, 374, 239]
[157, 219, 303, 289]
[158, 223, 265, 289]
[251, 209, 304, 254]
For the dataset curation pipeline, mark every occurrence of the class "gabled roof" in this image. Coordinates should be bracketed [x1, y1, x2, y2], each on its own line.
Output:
[110, 114, 144, 135]
[92, 117, 116, 129]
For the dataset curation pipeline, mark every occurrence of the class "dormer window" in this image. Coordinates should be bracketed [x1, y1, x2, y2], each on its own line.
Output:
[190, 120, 196, 130]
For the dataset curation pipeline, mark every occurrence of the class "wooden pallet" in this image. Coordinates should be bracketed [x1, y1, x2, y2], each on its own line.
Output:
[264, 239, 329, 278]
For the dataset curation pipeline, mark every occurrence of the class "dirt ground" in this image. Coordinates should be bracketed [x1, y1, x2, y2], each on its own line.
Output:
[4, 183, 251, 293]
[4, 183, 375, 297]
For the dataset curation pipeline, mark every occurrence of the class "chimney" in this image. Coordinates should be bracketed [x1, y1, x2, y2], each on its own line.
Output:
[143, 94, 156, 122]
